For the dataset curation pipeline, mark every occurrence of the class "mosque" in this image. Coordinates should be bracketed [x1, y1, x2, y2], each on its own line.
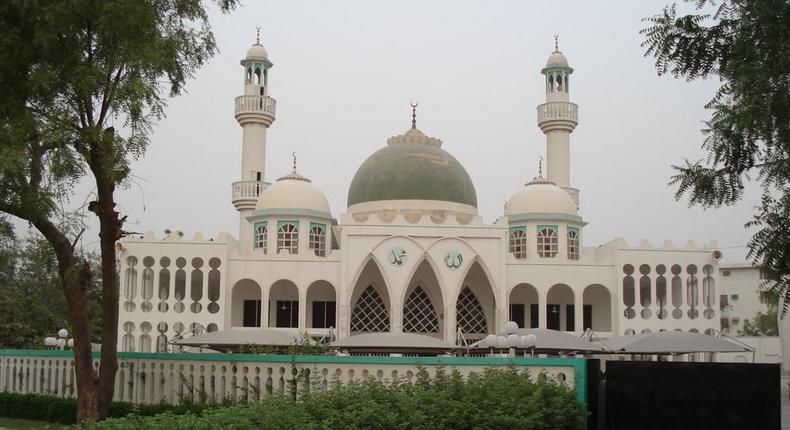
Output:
[116, 34, 723, 353]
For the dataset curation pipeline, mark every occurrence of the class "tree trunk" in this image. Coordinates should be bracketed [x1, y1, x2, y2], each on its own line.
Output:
[87, 128, 123, 419]
[34, 220, 102, 423]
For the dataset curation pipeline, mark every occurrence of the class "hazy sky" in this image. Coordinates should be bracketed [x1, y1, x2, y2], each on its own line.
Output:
[61, 1, 760, 261]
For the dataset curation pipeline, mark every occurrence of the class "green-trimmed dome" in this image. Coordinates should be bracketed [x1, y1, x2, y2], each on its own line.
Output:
[347, 129, 477, 208]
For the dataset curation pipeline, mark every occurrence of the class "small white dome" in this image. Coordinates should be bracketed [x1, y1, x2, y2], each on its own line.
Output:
[246, 43, 269, 60]
[256, 172, 330, 215]
[546, 50, 569, 68]
[505, 177, 577, 217]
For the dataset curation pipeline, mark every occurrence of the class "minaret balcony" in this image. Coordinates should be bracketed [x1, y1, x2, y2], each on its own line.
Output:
[537, 102, 578, 132]
[235, 95, 277, 126]
[232, 180, 270, 210]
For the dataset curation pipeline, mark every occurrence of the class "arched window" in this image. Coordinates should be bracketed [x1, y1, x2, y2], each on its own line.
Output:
[509, 227, 527, 259]
[351, 285, 389, 333]
[309, 222, 326, 257]
[537, 225, 558, 258]
[403, 286, 439, 333]
[253, 222, 267, 252]
[567, 227, 579, 260]
[277, 221, 298, 254]
[456, 287, 487, 335]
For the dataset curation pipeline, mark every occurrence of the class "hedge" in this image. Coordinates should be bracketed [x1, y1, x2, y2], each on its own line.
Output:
[86, 367, 586, 430]
[0, 392, 213, 425]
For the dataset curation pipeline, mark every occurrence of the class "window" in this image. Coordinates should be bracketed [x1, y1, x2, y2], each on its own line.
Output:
[253, 222, 267, 252]
[312, 301, 336, 329]
[277, 221, 298, 254]
[722, 270, 731, 277]
[309, 222, 326, 257]
[509, 304, 525, 329]
[456, 287, 487, 335]
[509, 227, 527, 259]
[730, 294, 739, 301]
[275, 300, 298, 328]
[567, 227, 580, 260]
[243, 300, 261, 327]
[536, 225, 558, 258]
[403, 286, 439, 333]
[351, 285, 390, 333]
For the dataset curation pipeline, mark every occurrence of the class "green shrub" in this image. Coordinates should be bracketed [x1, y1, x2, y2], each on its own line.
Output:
[85, 366, 586, 430]
[0, 393, 214, 425]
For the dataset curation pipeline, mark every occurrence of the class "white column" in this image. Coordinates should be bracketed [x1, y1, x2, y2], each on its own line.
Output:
[546, 130, 570, 188]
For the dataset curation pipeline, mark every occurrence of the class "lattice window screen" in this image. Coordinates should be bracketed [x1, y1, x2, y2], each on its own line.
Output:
[403, 285, 439, 333]
[456, 286, 488, 335]
[351, 285, 390, 333]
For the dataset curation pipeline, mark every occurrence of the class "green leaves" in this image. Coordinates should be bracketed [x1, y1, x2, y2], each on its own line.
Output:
[643, 0, 790, 313]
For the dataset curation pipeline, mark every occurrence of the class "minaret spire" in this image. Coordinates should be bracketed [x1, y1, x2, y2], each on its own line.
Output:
[554, 33, 559, 51]
[410, 102, 418, 129]
[256, 26, 261, 45]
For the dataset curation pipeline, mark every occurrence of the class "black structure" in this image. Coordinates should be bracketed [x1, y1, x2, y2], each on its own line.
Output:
[602, 361, 779, 429]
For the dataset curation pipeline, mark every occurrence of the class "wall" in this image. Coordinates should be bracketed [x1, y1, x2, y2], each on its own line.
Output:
[0, 350, 585, 406]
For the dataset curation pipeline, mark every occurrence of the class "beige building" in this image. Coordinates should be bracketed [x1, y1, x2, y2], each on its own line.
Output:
[116, 36, 727, 353]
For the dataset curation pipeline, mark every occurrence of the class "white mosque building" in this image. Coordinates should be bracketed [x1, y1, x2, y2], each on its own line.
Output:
[116, 35, 725, 353]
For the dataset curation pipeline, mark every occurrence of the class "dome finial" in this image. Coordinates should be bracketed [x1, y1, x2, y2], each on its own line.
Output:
[291, 151, 297, 173]
[554, 33, 559, 51]
[410, 102, 418, 129]
[255, 26, 261, 45]
[538, 156, 544, 178]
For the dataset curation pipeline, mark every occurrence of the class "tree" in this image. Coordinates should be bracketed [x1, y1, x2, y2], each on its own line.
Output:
[641, 2, 790, 310]
[0, 0, 236, 422]
[740, 309, 779, 336]
[0, 228, 103, 349]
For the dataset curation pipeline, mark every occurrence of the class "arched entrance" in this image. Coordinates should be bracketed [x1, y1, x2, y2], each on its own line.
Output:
[582, 284, 612, 332]
[269, 279, 299, 328]
[546, 284, 575, 332]
[509, 283, 539, 329]
[231, 279, 262, 327]
[456, 261, 496, 340]
[306, 280, 336, 329]
[402, 260, 444, 337]
[350, 259, 391, 334]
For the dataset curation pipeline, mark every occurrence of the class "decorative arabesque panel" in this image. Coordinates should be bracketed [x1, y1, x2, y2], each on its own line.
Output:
[456, 287, 487, 335]
[351, 285, 390, 333]
[403, 286, 439, 333]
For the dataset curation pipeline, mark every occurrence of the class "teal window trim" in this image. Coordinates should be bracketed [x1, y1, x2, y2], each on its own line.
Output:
[277, 220, 299, 229]
[567, 226, 579, 235]
[537, 224, 558, 233]
[309, 222, 326, 232]
[508, 225, 526, 237]
[253, 221, 267, 251]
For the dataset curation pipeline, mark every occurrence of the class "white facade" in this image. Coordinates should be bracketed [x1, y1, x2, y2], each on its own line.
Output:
[718, 263, 774, 335]
[116, 37, 727, 353]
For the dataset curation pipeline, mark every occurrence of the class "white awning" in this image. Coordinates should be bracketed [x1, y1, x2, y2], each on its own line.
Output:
[331, 333, 456, 351]
[600, 331, 753, 354]
[470, 328, 605, 353]
[172, 328, 305, 349]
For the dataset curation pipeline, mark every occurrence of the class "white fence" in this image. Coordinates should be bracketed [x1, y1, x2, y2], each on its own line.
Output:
[0, 350, 586, 405]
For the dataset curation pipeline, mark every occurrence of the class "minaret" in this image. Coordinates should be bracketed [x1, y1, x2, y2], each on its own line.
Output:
[538, 35, 579, 207]
[232, 28, 276, 243]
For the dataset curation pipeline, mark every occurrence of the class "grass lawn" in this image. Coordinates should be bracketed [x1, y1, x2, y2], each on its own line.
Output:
[0, 418, 66, 430]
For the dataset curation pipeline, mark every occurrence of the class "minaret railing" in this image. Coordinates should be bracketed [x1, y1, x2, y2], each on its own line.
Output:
[537, 101, 578, 124]
[232, 180, 270, 201]
[234, 95, 277, 116]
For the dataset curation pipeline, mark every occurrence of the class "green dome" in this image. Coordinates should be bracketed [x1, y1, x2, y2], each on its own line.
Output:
[347, 139, 478, 208]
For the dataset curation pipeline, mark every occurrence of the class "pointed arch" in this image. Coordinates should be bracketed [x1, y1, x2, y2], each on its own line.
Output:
[456, 259, 497, 339]
[402, 259, 443, 335]
[351, 286, 390, 333]
[349, 258, 391, 333]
